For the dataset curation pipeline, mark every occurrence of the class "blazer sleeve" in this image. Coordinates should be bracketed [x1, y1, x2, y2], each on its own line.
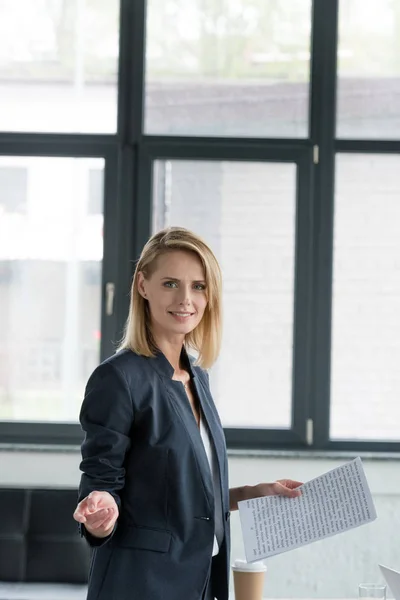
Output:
[78, 361, 134, 547]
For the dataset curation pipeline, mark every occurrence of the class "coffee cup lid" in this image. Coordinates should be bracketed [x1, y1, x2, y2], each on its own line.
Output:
[231, 559, 267, 573]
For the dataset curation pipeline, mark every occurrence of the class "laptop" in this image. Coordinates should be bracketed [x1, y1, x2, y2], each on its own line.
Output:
[379, 565, 400, 600]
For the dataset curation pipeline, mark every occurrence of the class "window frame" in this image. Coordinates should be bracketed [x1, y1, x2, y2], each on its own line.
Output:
[0, 137, 120, 445]
[137, 142, 314, 450]
[1, 0, 399, 453]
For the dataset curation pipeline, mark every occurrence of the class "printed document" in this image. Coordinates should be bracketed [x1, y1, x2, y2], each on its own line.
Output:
[238, 457, 377, 562]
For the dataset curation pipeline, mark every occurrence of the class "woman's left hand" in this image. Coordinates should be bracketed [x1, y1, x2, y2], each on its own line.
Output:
[229, 479, 304, 510]
[252, 479, 303, 499]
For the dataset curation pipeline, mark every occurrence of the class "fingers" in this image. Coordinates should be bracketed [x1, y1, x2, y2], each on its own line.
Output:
[86, 508, 112, 529]
[85, 507, 118, 537]
[286, 480, 304, 489]
[73, 499, 90, 522]
[73, 509, 87, 523]
[73, 499, 91, 523]
[73, 491, 118, 524]
[276, 479, 303, 489]
[100, 510, 118, 533]
[286, 487, 302, 497]
[87, 490, 104, 512]
[87, 491, 118, 511]
[274, 481, 302, 497]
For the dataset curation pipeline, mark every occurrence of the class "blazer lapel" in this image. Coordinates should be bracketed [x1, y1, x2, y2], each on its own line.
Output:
[193, 374, 226, 506]
[167, 378, 215, 510]
[148, 350, 215, 510]
[148, 349, 227, 513]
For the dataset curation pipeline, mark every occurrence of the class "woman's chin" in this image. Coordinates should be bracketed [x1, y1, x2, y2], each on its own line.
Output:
[164, 321, 197, 337]
[153, 315, 200, 338]
[173, 325, 195, 336]
[165, 314, 199, 334]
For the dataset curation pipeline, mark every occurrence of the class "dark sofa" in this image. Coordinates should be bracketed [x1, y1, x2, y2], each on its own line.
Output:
[0, 488, 90, 599]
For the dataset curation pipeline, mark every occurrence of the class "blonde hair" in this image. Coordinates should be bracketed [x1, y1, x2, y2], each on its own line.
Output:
[118, 227, 222, 369]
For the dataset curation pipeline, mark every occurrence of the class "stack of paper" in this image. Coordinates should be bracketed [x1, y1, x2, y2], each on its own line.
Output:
[238, 457, 377, 562]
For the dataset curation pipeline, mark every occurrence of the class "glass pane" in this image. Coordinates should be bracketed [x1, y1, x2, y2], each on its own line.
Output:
[337, 0, 400, 139]
[0, 157, 104, 422]
[145, 0, 312, 138]
[0, 0, 119, 133]
[331, 154, 400, 440]
[153, 160, 296, 428]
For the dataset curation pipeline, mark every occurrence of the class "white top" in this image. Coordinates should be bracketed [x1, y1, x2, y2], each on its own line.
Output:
[199, 413, 224, 556]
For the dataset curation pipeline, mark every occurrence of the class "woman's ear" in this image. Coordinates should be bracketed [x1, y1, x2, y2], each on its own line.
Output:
[137, 271, 147, 299]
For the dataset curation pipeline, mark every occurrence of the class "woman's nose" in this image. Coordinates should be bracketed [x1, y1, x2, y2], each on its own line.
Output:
[178, 285, 192, 305]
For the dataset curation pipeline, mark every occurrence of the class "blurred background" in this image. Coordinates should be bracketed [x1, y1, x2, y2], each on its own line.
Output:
[0, 0, 399, 598]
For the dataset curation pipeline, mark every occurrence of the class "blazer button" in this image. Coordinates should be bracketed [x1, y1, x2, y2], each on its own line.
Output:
[225, 511, 231, 521]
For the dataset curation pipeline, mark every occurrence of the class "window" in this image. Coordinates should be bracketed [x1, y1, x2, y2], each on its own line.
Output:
[88, 169, 104, 216]
[0, 0, 120, 133]
[1, 0, 399, 452]
[337, 0, 400, 139]
[145, 0, 312, 137]
[153, 159, 296, 428]
[330, 154, 400, 440]
[0, 166, 27, 214]
[0, 157, 104, 422]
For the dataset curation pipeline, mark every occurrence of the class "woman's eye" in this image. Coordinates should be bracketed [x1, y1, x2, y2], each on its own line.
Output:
[194, 283, 206, 291]
[163, 281, 178, 288]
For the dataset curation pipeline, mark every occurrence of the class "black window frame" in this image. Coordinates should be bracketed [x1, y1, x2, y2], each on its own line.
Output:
[0, 0, 398, 453]
[136, 141, 314, 451]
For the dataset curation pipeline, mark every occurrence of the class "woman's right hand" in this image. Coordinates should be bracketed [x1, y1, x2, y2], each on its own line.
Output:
[73, 491, 119, 538]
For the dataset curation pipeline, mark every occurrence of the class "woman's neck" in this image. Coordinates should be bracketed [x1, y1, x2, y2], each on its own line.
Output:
[153, 334, 185, 373]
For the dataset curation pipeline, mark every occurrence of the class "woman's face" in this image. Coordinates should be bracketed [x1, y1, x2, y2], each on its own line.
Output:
[138, 250, 208, 341]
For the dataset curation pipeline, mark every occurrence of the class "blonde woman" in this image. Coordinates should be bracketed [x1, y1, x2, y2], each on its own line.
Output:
[73, 227, 302, 600]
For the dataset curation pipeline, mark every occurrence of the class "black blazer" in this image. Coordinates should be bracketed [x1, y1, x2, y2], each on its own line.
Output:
[78, 348, 230, 600]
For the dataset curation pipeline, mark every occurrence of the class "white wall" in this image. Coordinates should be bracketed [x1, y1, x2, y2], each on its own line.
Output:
[1, 449, 398, 599]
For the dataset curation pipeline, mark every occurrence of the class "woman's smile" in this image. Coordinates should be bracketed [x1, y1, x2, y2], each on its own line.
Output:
[168, 310, 196, 322]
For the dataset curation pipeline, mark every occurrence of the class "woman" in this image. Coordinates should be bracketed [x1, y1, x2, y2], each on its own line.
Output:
[73, 227, 302, 600]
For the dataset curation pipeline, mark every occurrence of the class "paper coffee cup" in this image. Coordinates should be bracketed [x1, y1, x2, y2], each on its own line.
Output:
[232, 559, 267, 600]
